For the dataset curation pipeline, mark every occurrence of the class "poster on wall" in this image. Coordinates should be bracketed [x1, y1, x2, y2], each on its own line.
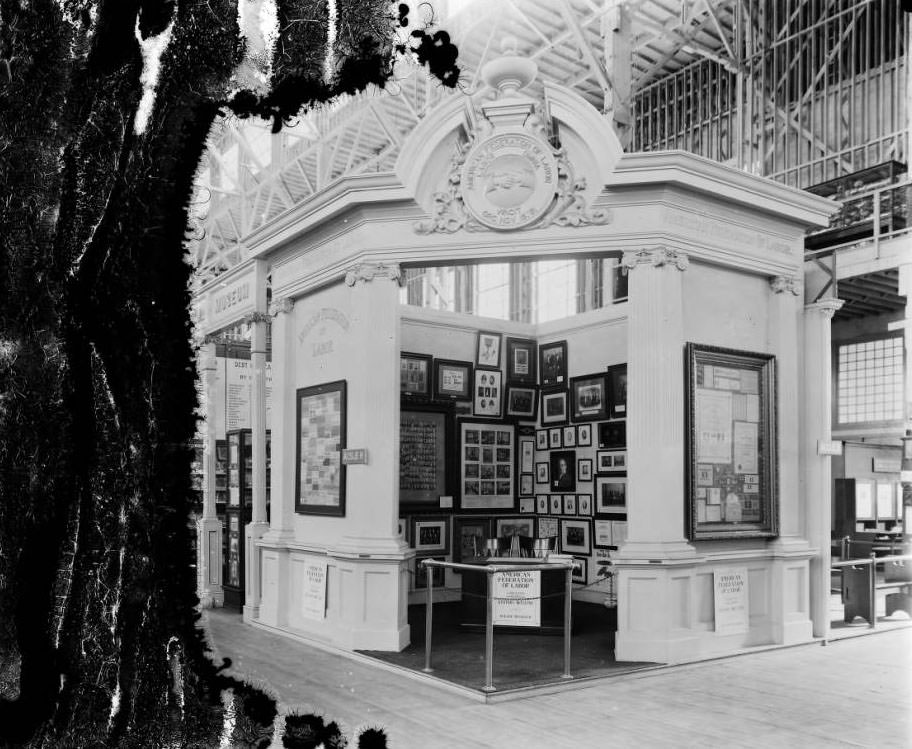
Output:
[295, 380, 346, 516]
[713, 567, 749, 634]
[223, 358, 274, 432]
[302, 560, 328, 621]
[460, 421, 515, 510]
[492, 570, 541, 627]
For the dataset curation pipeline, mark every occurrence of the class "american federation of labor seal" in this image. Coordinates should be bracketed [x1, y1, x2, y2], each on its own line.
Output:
[460, 131, 558, 230]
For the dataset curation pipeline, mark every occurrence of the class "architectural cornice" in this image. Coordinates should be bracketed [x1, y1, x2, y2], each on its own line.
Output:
[621, 247, 689, 271]
[343, 262, 403, 287]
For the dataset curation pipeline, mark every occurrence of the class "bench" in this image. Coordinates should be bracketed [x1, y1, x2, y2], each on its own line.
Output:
[842, 558, 912, 626]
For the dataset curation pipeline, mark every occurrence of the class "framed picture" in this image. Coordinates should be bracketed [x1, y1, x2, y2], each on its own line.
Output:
[577, 459, 593, 482]
[855, 480, 874, 520]
[453, 517, 491, 564]
[473, 369, 503, 418]
[519, 473, 534, 496]
[607, 363, 628, 418]
[570, 373, 609, 422]
[460, 421, 515, 510]
[476, 331, 502, 369]
[401, 352, 432, 397]
[595, 476, 627, 513]
[560, 519, 592, 555]
[518, 434, 535, 473]
[496, 517, 535, 539]
[411, 516, 450, 553]
[414, 556, 446, 589]
[541, 389, 569, 426]
[563, 494, 577, 515]
[535, 462, 549, 484]
[596, 450, 626, 474]
[593, 519, 612, 548]
[577, 423, 592, 447]
[539, 340, 568, 387]
[535, 429, 548, 450]
[536, 495, 549, 513]
[550, 450, 576, 492]
[538, 516, 559, 538]
[598, 420, 626, 449]
[550, 495, 562, 514]
[295, 380, 346, 516]
[577, 494, 593, 516]
[506, 386, 538, 419]
[563, 425, 576, 447]
[434, 358, 473, 401]
[685, 343, 778, 540]
[519, 496, 535, 513]
[572, 557, 588, 585]
[400, 408, 449, 508]
[548, 427, 563, 449]
[506, 337, 537, 385]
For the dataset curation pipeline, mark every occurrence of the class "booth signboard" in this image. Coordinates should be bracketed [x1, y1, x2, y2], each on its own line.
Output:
[685, 344, 778, 540]
[492, 570, 541, 627]
[713, 567, 749, 634]
[301, 560, 328, 621]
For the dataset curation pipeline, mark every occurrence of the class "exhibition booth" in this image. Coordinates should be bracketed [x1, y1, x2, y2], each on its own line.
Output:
[193, 47, 837, 664]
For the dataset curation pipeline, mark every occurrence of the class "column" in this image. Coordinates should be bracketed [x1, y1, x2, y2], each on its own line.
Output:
[802, 298, 843, 638]
[197, 340, 223, 608]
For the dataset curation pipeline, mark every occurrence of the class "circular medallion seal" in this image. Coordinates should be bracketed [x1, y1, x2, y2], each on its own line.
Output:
[461, 131, 557, 230]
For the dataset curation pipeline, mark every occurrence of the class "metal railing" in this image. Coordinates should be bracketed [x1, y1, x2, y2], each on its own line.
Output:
[419, 558, 579, 693]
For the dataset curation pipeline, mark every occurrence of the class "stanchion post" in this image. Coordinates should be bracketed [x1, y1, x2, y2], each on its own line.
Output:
[483, 567, 495, 692]
[868, 552, 876, 629]
[423, 559, 434, 673]
[562, 564, 573, 680]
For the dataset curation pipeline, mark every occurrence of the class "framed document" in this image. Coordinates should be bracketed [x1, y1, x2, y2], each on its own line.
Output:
[400, 408, 450, 508]
[505, 337, 537, 385]
[685, 343, 777, 540]
[295, 380, 346, 516]
[434, 358, 473, 401]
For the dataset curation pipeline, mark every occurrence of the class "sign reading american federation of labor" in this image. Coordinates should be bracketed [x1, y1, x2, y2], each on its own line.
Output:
[461, 131, 557, 230]
[492, 570, 541, 627]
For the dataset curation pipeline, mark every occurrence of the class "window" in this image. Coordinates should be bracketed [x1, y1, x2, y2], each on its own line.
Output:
[836, 336, 904, 425]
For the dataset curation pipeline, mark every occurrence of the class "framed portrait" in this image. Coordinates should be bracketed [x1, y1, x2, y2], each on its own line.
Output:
[549, 495, 562, 514]
[577, 423, 592, 447]
[548, 427, 563, 449]
[473, 369, 503, 418]
[434, 358, 473, 401]
[541, 389, 569, 426]
[577, 459, 593, 483]
[400, 408, 449, 508]
[570, 373, 609, 422]
[401, 352, 432, 397]
[535, 429, 548, 450]
[506, 386, 538, 420]
[519, 473, 534, 496]
[563, 425, 576, 447]
[496, 517, 536, 539]
[295, 380, 346, 516]
[561, 519, 592, 555]
[563, 494, 577, 515]
[596, 476, 627, 513]
[460, 421, 515, 510]
[577, 494, 593, 516]
[411, 516, 450, 553]
[538, 516, 559, 538]
[453, 517, 491, 565]
[596, 450, 626, 474]
[572, 557, 588, 585]
[598, 420, 626, 449]
[539, 340, 568, 387]
[607, 363, 628, 418]
[476, 331, 502, 369]
[506, 337, 537, 385]
[414, 557, 446, 589]
[536, 495, 549, 514]
[593, 519, 612, 548]
[685, 343, 778, 540]
[535, 462, 549, 484]
[550, 450, 576, 493]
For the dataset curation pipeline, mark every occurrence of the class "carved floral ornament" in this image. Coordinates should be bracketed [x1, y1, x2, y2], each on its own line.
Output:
[620, 247, 690, 271]
[268, 297, 295, 317]
[343, 262, 403, 287]
[769, 275, 802, 296]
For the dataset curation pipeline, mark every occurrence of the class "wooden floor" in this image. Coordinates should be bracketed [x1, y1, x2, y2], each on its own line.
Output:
[203, 609, 912, 748]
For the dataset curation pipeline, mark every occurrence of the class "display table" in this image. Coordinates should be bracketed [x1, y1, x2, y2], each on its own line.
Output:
[459, 557, 571, 635]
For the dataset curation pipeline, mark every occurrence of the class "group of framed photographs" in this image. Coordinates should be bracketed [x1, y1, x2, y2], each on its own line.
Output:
[539, 361, 627, 427]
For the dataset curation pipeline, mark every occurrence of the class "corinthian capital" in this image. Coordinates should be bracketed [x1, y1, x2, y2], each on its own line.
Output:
[621, 247, 689, 271]
[769, 275, 802, 296]
[344, 262, 403, 287]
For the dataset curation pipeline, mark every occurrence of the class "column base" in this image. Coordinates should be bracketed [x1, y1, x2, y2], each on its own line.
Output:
[197, 516, 224, 609]
[243, 521, 270, 623]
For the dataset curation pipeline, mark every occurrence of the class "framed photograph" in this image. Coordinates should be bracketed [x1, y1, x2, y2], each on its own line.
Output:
[595, 476, 627, 513]
[536, 495, 549, 513]
[563, 425, 576, 448]
[519, 496, 535, 513]
[453, 517, 491, 564]
[561, 519, 592, 555]
[550, 495, 562, 514]
[539, 340, 568, 387]
[541, 389, 569, 426]
[598, 420, 626, 449]
[535, 429, 548, 450]
[572, 557, 588, 585]
[577, 459, 593, 482]
[548, 427, 563, 449]
[460, 421, 515, 510]
[550, 450, 577, 492]
[476, 331, 502, 369]
[596, 450, 626, 474]
[473, 369, 503, 418]
[496, 517, 535, 539]
[578, 494, 593, 516]
[570, 373, 609, 422]
[414, 556, 446, 589]
[535, 462, 549, 484]
[607, 363, 628, 418]
[400, 408, 449, 508]
[506, 386, 538, 419]
[519, 473, 534, 496]
[518, 434, 535, 473]
[563, 494, 577, 515]
[685, 343, 778, 540]
[411, 516, 450, 553]
[538, 516, 559, 538]
[295, 380, 346, 516]
[434, 358, 473, 401]
[401, 352, 433, 397]
[577, 423, 592, 447]
[506, 337, 537, 385]
[594, 519, 612, 547]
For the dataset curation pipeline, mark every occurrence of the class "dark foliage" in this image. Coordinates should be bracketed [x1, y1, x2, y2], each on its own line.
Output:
[0, 1, 453, 745]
